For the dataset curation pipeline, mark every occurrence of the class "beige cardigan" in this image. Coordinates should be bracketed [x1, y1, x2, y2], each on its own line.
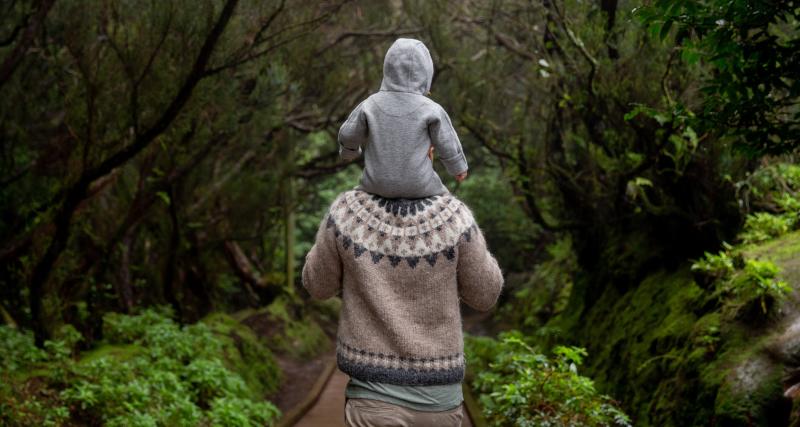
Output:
[302, 190, 503, 385]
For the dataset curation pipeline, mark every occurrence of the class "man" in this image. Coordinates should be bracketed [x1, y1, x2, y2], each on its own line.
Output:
[302, 190, 504, 427]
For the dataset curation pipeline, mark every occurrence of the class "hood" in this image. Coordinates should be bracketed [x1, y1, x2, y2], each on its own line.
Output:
[379, 38, 434, 95]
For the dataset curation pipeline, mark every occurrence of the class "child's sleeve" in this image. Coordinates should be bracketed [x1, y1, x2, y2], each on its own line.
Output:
[429, 106, 468, 176]
[338, 100, 368, 161]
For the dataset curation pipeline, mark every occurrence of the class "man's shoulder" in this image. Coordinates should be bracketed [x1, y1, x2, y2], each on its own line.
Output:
[331, 190, 475, 229]
[327, 190, 355, 214]
[324, 190, 479, 264]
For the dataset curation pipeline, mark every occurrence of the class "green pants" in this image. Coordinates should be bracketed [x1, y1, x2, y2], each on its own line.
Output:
[345, 398, 464, 427]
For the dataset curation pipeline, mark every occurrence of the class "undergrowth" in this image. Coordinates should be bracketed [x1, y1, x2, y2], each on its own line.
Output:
[465, 331, 631, 427]
[0, 308, 280, 427]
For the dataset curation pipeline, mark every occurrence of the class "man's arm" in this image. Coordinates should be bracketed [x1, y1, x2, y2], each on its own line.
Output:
[338, 100, 368, 161]
[302, 213, 343, 299]
[457, 224, 503, 311]
[429, 106, 468, 177]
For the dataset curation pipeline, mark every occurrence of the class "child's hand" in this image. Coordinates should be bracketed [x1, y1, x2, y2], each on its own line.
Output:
[455, 171, 468, 182]
[428, 145, 435, 161]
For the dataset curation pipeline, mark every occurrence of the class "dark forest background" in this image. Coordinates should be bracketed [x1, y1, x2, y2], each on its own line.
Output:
[1, 0, 799, 426]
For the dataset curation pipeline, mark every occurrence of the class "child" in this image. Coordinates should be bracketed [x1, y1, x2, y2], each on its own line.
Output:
[338, 38, 468, 199]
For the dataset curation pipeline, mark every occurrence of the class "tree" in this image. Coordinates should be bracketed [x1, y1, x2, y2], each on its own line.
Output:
[637, 0, 800, 155]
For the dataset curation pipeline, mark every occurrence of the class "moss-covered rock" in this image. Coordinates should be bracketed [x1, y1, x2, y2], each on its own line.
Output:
[551, 231, 800, 426]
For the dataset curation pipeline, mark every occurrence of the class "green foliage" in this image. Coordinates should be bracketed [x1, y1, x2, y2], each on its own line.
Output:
[690, 244, 736, 279]
[0, 310, 280, 426]
[550, 262, 796, 426]
[735, 162, 800, 244]
[499, 236, 577, 329]
[738, 212, 796, 244]
[545, 160, 799, 425]
[208, 396, 281, 427]
[637, 1, 800, 155]
[458, 169, 541, 272]
[465, 332, 631, 427]
[0, 326, 46, 372]
[728, 259, 791, 314]
[202, 312, 282, 398]
[740, 163, 800, 201]
[693, 249, 790, 317]
[690, 161, 797, 317]
[264, 296, 330, 360]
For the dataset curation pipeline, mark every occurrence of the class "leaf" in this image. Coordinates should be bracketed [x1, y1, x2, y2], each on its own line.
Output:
[653, 113, 671, 125]
[681, 47, 701, 65]
[156, 191, 171, 205]
[660, 19, 674, 40]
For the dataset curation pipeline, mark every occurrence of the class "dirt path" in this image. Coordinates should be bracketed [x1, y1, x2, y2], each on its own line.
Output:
[292, 368, 475, 427]
[293, 368, 347, 427]
[271, 352, 334, 413]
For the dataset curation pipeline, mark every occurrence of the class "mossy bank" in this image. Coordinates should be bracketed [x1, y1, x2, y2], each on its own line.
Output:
[551, 230, 800, 426]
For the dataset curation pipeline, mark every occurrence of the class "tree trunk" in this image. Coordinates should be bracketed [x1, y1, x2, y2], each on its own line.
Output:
[117, 232, 135, 312]
[163, 186, 183, 322]
[600, 0, 619, 59]
[0, 302, 17, 328]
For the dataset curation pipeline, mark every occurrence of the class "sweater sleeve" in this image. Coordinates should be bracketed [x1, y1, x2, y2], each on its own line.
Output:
[338, 100, 368, 161]
[429, 106, 468, 176]
[456, 225, 503, 311]
[301, 213, 343, 300]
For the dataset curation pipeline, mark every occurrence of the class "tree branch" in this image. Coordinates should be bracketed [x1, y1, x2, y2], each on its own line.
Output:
[27, 0, 239, 346]
[0, 0, 57, 89]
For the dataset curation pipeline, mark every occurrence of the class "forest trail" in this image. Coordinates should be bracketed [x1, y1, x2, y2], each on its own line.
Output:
[292, 368, 475, 427]
[292, 368, 346, 427]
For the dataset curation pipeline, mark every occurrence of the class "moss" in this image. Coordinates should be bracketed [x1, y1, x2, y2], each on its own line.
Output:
[267, 315, 329, 360]
[202, 313, 282, 398]
[581, 271, 709, 424]
[742, 230, 800, 260]
[256, 297, 331, 360]
[743, 230, 800, 288]
[713, 355, 787, 424]
[78, 344, 142, 364]
[551, 258, 795, 426]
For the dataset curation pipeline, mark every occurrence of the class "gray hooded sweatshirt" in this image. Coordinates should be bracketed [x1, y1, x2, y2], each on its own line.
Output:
[338, 38, 468, 199]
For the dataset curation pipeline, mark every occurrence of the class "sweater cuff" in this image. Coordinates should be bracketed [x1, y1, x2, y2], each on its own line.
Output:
[440, 152, 468, 176]
[339, 144, 362, 161]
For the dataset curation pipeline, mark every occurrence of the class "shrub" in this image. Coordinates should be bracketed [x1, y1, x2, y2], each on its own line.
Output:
[499, 237, 577, 329]
[727, 259, 791, 314]
[690, 246, 736, 279]
[692, 248, 791, 318]
[208, 396, 281, 427]
[465, 331, 631, 427]
[0, 309, 281, 427]
[0, 326, 46, 373]
[738, 212, 795, 244]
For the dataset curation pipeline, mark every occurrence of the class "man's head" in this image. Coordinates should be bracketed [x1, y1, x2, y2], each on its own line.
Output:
[379, 38, 434, 95]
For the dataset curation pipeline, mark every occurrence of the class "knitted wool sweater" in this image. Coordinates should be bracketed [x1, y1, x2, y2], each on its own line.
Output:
[302, 190, 504, 386]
